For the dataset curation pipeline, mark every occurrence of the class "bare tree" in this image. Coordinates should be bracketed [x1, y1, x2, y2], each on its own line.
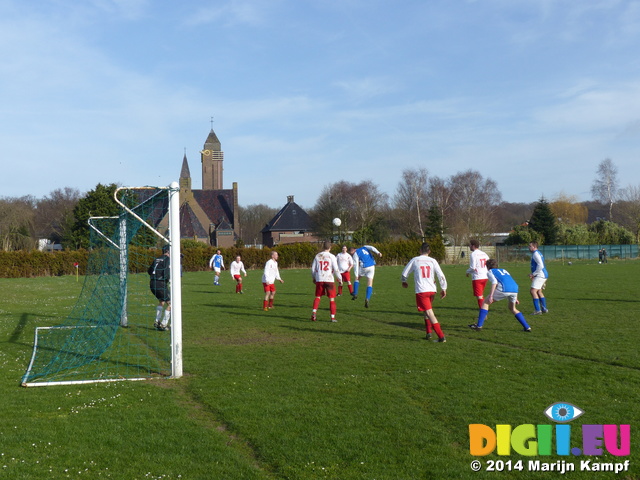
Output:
[617, 184, 640, 242]
[393, 168, 429, 239]
[238, 204, 278, 246]
[311, 180, 389, 243]
[0, 196, 36, 251]
[35, 187, 81, 243]
[591, 158, 618, 221]
[447, 170, 502, 244]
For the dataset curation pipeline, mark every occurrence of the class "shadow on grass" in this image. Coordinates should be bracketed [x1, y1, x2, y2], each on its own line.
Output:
[7, 312, 57, 345]
[281, 324, 414, 341]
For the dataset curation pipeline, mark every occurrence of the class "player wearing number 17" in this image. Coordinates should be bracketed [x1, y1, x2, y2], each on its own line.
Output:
[401, 242, 447, 342]
[310, 241, 342, 322]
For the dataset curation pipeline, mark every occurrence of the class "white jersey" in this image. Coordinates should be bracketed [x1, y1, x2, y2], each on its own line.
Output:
[466, 249, 489, 280]
[229, 260, 246, 277]
[401, 254, 447, 294]
[336, 252, 354, 273]
[262, 259, 281, 284]
[312, 251, 341, 283]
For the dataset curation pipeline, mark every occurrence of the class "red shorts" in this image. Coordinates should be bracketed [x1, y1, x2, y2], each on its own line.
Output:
[415, 292, 435, 312]
[341, 272, 351, 283]
[233, 275, 242, 281]
[314, 281, 336, 298]
[263, 283, 276, 293]
[472, 279, 488, 297]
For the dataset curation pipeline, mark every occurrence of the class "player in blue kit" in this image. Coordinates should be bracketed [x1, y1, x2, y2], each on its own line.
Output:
[349, 245, 382, 308]
[528, 241, 549, 315]
[208, 249, 225, 286]
[468, 259, 531, 332]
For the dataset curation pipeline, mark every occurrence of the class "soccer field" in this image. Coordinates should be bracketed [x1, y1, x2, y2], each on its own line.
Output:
[0, 259, 638, 479]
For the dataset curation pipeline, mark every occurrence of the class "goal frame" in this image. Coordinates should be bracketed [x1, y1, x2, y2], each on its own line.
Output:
[21, 182, 182, 387]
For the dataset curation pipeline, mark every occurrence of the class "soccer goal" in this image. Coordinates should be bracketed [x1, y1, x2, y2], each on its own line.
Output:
[21, 183, 183, 387]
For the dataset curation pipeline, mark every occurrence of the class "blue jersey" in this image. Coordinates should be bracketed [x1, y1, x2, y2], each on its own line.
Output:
[355, 246, 377, 268]
[488, 268, 518, 293]
[210, 254, 224, 269]
[530, 250, 548, 278]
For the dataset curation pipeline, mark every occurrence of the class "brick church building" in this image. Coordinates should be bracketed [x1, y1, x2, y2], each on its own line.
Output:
[177, 128, 239, 247]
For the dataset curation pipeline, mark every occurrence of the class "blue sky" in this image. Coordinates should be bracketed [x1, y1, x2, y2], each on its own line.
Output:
[1, 0, 639, 209]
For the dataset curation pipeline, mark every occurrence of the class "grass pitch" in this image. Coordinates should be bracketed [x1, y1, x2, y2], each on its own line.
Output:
[0, 259, 638, 479]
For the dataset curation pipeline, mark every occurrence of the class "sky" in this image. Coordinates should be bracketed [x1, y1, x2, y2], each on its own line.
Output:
[1, 0, 640, 210]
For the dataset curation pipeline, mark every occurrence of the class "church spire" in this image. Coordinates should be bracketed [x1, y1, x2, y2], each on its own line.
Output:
[179, 151, 192, 192]
[180, 151, 191, 179]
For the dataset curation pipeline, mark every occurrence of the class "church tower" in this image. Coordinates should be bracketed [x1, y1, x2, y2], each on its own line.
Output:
[201, 128, 223, 190]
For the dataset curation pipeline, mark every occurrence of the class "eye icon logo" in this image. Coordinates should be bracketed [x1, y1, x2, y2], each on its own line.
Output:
[544, 402, 584, 423]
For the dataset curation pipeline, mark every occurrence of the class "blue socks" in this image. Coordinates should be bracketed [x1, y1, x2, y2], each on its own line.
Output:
[515, 312, 530, 329]
[353, 281, 359, 296]
[477, 309, 489, 327]
[366, 286, 373, 301]
[533, 298, 541, 312]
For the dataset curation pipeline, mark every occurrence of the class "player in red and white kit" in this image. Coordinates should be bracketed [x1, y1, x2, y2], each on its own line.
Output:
[262, 251, 284, 311]
[401, 242, 448, 342]
[311, 241, 342, 322]
[229, 255, 247, 294]
[335, 245, 354, 296]
[466, 238, 490, 308]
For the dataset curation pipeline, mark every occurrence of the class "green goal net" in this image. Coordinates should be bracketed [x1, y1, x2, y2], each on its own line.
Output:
[22, 184, 183, 387]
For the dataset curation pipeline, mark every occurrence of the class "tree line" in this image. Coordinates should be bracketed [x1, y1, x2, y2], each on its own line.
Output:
[1, 159, 638, 252]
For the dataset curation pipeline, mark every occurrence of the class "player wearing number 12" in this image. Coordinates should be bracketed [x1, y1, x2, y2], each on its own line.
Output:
[466, 238, 490, 308]
[401, 242, 447, 342]
[310, 241, 342, 322]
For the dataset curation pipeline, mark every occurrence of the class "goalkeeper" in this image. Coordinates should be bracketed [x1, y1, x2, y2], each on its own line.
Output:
[148, 245, 171, 331]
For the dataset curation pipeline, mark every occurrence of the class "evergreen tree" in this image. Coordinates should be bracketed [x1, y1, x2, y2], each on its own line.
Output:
[63, 183, 120, 250]
[424, 204, 445, 239]
[528, 197, 559, 244]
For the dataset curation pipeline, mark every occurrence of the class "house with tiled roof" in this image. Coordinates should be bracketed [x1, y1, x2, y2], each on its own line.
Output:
[261, 196, 319, 247]
[175, 128, 239, 247]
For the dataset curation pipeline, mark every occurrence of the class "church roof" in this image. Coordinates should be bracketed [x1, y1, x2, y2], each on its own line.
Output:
[204, 129, 221, 150]
[192, 189, 235, 226]
[179, 203, 209, 238]
[262, 196, 312, 233]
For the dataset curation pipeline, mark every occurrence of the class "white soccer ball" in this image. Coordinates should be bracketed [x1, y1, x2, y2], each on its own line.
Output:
[332, 218, 342, 227]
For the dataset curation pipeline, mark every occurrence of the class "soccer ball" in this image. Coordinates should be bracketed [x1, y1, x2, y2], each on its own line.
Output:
[332, 218, 342, 227]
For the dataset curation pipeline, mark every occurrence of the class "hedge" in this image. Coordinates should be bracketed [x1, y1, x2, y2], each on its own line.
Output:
[0, 239, 445, 278]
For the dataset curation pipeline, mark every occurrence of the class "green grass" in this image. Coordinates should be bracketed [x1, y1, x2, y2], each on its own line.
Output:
[1, 259, 639, 479]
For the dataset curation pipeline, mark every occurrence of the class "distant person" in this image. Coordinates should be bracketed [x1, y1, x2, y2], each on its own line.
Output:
[466, 238, 490, 308]
[469, 259, 532, 332]
[602, 248, 608, 264]
[528, 242, 549, 315]
[401, 242, 448, 343]
[208, 249, 225, 286]
[336, 245, 354, 296]
[262, 251, 284, 311]
[148, 244, 171, 331]
[310, 241, 342, 322]
[350, 245, 382, 308]
[598, 248, 604, 263]
[229, 255, 247, 294]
